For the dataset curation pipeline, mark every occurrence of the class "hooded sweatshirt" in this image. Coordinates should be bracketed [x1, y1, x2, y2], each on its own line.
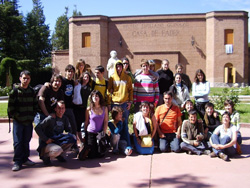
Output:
[108, 61, 133, 105]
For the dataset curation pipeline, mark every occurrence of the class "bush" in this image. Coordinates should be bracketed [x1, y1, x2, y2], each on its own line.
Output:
[0, 58, 18, 86]
[210, 88, 239, 110]
[0, 86, 11, 96]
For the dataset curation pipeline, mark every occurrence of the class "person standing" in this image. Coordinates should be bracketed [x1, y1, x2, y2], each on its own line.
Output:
[175, 63, 192, 92]
[8, 70, 38, 171]
[107, 60, 133, 154]
[133, 59, 159, 112]
[157, 59, 174, 106]
[34, 73, 64, 126]
[192, 69, 210, 119]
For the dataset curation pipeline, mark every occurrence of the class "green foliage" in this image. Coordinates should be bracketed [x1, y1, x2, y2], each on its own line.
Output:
[210, 88, 239, 110]
[0, 1, 26, 60]
[24, 0, 51, 68]
[240, 87, 250, 95]
[52, 7, 69, 50]
[0, 57, 18, 86]
[0, 86, 11, 96]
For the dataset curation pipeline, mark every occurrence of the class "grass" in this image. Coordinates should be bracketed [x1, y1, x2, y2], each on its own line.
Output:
[0, 103, 8, 118]
[235, 103, 250, 123]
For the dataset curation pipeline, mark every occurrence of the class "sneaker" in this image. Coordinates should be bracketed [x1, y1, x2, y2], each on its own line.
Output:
[187, 151, 192, 155]
[12, 163, 21, 171]
[210, 152, 217, 158]
[203, 150, 211, 155]
[56, 155, 66, 162]
[23, 159, 36, 166]
[42, 157, 51, 165]
[219, 152, 229, 161]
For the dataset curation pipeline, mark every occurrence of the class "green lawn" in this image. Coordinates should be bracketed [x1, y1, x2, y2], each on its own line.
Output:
[0, 103, 8, 117]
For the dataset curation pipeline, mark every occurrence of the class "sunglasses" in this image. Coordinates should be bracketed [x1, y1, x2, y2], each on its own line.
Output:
[123, 63, 129, 65]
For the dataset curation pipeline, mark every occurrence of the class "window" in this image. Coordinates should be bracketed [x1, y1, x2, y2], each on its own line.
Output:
[225, 29, 234, 54]
[82, 32, 91, 48]
[224, 29, 234, 44]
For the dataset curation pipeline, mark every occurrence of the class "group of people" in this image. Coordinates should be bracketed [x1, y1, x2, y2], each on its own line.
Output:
[8, 52, 242, 171]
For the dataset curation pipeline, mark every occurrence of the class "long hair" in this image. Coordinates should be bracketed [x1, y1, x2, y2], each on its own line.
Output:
[75, 59, 86, 79]
[79, 71, 91, 86]
[89, 90, 105, 108]
[170, 73, 185, 95]
[194, 69, 206, 84]
[121, 57, 132, 72]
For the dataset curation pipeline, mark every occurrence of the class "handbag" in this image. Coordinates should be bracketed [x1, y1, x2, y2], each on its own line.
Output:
[141, 136, 153, 147]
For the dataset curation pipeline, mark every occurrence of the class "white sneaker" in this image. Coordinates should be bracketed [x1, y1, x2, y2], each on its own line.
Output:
[12, 163, 21, 171]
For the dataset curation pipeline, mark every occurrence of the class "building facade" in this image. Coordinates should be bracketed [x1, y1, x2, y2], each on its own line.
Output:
[52, 11, 249, 86]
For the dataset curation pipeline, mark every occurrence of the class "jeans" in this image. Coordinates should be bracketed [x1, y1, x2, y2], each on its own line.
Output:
[180, 141, 206, 155]
[159, 133, 181, 153]
[211, 134, 236, 156]
[64, 108, 77, 135]
[13, 120, 33, 165]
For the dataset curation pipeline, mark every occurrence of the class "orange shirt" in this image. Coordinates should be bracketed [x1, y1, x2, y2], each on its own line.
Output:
[155, 104, 181, 133]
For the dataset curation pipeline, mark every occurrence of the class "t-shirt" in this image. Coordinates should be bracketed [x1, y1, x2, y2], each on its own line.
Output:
[154, 104, 181, 133]
[61, 77, 74, 108]
[213, 124, 237, 140]
[93, 78, 107, 99]
[38, 85, 64, 114]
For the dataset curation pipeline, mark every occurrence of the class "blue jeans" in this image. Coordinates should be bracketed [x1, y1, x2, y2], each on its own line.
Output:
[211, 134, 236, 156]
[111, 103, 131, 147]
[180, 141, 206, 155]
[13, 120, 33, 165]
[159, 133, 181, 153]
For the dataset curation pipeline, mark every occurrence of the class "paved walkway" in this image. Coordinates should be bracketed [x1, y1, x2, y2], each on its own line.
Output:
[0, 122, 250, 188]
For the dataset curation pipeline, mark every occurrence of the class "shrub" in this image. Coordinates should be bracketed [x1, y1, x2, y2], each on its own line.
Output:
[0, 58, 18, 87]
[210, 88, 239, 110]
[0, 86, 11, 96]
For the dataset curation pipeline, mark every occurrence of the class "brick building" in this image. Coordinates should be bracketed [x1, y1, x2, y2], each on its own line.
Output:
[52, 11, 249, 86]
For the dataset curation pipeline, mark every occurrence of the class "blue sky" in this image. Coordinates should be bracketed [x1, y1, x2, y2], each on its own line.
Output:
[18, 0, 250, 38]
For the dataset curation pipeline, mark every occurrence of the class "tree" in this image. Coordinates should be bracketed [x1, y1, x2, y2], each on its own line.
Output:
[0, 0, 25, 60]
[52, 6, 82, 50]
[24, 0, 51, 68]
[72, 5, 82, 16]
[51, 7, 69, 50]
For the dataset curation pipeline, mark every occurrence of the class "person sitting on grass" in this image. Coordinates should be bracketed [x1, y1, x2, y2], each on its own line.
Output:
[209, 111, 237, 161]
[108, 106, 133, 156]
[180, 110, 210, 155]
[133, 101, 157, 155]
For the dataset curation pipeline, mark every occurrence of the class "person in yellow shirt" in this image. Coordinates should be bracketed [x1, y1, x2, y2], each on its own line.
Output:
[92, 66, 108, 103]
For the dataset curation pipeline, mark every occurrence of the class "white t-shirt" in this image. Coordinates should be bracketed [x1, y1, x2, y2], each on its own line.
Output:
[213, 124, 237, 140]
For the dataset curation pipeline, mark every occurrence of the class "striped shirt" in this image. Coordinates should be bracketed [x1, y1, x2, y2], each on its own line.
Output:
[133, 73, 159, 103]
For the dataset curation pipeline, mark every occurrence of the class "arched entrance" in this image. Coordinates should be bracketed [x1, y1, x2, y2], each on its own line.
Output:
[224, 63, 236, 83]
